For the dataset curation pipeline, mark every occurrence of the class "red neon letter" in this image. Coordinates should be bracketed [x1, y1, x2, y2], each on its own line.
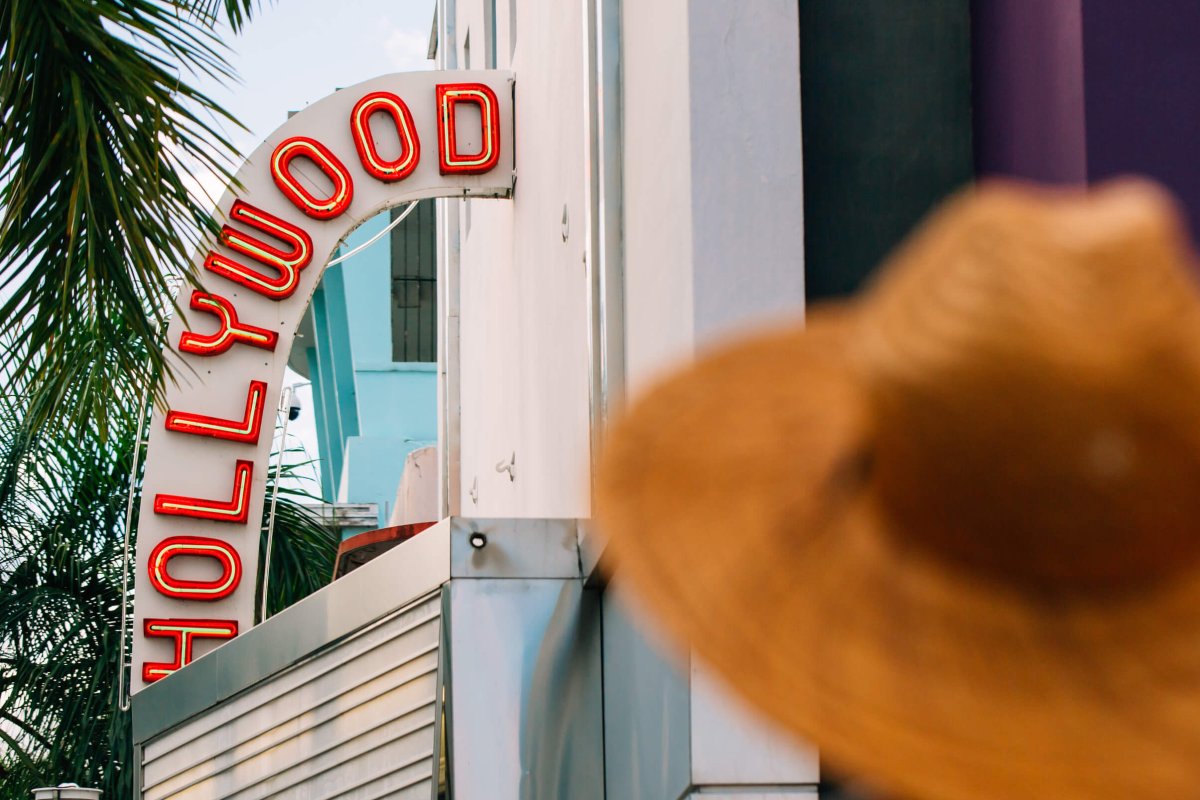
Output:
[207, 201, 313, 299]
[351, 91, 421, 182]
[178, 292, 278, 357]
[164, 380, 268, 444]
[270, 136, 354, 219]
[154, 460, 254, 524]
[436, 83, 502, 175]
[142, 618, 239, 683]
[147, 536, 242, 601]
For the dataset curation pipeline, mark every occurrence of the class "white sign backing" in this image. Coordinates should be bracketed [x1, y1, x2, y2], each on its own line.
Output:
[132, 70, 514, 693]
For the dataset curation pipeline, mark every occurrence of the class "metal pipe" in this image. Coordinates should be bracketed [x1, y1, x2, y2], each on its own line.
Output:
[583, 0, 626, 493]
[325, 200, 418, 267]
[118, 277, 181, 711]
[437, 0, 463, 520]
[117, 386, 150, 713]
[260, 385, 294, 624]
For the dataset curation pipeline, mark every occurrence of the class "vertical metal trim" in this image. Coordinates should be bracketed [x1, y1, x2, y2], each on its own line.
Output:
[430, 586, 453, 800]
[260, 385, 294, 624]
[439, 202, 463, 521]
[584, 0, 627, 495]
[582, 0, 601, 495]
[134, 742, 145, 799]
[118, 385, 151, 713]
[597, 0, 626, 419]
[438, 0, 462, 520]
[487, 0, 498, 69]
[441, 0, 458, 69]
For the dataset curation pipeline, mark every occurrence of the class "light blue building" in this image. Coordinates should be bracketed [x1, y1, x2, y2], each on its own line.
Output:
[288, 202, 438, 533]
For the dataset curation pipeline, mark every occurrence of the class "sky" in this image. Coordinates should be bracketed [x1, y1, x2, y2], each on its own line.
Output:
[194, 0, 437, 497]
[200, 0, 435, 156]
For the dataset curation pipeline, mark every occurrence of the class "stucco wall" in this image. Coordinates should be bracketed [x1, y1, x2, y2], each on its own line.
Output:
[452, 0, 592, 519]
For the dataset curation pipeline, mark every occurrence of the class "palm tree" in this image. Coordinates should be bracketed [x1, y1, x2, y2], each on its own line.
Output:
[0, 2, 343, 795]
[0, 0, 260, 432]
[0, 337, 336, 797]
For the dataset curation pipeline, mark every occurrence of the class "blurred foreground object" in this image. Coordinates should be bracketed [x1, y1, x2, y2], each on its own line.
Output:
[596, 179, 1200, 800]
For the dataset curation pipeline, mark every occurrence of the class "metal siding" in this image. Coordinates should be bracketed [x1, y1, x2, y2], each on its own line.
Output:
[690, 659, 819, 786]
[140, 594, 442, 800]
[685, 793, 817, 800]
[601, 587, 692, 800]
[446, 578, 604, 800]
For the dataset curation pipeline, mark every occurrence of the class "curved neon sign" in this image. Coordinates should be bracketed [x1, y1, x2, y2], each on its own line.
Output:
[132, 70, 514, 691]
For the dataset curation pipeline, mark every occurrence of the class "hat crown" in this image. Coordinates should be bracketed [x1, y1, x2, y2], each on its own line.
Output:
[857, 182, 1200, 591]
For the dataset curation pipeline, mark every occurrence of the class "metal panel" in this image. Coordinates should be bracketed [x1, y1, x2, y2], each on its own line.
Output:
[449, 517, 581, 579]
[446, 579, 603, 799]
[601, 586, 691, 800]
[577, 519, 605, 585]
[691, 659, 819, 786]
[140, 592, 441, 800]
[685, 793, 817, 799]
[582, 0, 627, 491]
[133, 520, 450, 743]
[688, 0, 805, 340]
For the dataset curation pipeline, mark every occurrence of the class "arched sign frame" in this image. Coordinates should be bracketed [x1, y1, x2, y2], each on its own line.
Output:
[131, 70, 515, 694]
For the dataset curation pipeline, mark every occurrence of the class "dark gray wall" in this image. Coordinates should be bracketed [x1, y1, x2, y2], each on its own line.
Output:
[800, 0, 975, 301]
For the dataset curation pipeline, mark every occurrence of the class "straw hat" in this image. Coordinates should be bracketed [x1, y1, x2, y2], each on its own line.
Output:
[595, 180, 1200, 800]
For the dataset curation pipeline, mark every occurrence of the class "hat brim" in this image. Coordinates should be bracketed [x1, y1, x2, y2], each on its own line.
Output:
[595, 307, 1200, 800]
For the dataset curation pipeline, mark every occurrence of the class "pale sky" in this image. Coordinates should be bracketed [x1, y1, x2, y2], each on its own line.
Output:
[201, 0, 436, 155]
[195, 0, 437, 499]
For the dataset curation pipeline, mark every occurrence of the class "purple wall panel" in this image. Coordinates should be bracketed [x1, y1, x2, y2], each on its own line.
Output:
[972, 0, 1087, 183]
[1082, 2, 1200, 235]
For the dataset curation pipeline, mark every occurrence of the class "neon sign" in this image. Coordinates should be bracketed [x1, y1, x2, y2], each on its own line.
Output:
[270, 137, 356, 219]
[163, 380, 269, 443]
[437, 83, 503, 174]
[147, 537, 243, 600]
[351, 92, 422, 182]
[132, 72, 514, 688]
[210, 201, 315, 299]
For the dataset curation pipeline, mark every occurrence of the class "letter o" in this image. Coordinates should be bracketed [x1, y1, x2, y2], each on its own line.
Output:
[147, 536, 242, 600]
[351, 91, 421, 182]
[270, 136, 354, 219]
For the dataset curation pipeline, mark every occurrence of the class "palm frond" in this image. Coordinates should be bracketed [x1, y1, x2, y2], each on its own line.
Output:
[0, 0, 268, 436]
[0, 377, 335, 796]
[0, 3, 350, 793]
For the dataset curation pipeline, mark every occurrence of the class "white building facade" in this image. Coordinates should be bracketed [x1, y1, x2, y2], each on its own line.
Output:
[132, 0, 816, 796]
